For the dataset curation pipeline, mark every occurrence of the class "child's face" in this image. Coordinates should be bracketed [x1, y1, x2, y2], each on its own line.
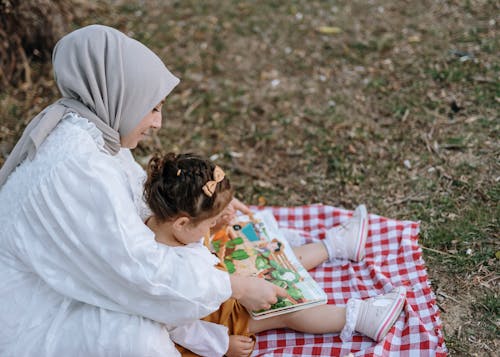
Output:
[175, 212, 223, 245]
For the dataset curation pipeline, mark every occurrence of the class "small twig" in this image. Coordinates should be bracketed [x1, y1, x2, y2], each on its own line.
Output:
[482, 342, 493, 352]
[437, 290, 460, 303]
[420, 133, 443, 159]
[472, 76, 496, 84]
[12, 34, 32, 89]
[183, 97, 203, 119]
[424, 108, 448, 124]
[401, 108, 410, 122]
[480, 282, 497, 291]
[421, 245, 462, 259]
[391, 195, 427, 205]
[424, 108, 473, 127]
[436, 302, 446, 313]
[485, 317, 499, 329]
[485, 275, 500, 285]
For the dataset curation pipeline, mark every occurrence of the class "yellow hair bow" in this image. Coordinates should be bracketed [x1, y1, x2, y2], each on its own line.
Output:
[202, 166, 225, 197]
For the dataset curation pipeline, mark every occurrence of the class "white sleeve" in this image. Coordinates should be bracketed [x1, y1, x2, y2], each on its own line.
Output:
[168, 321, 229, 357]
[18, 150, 231, 326]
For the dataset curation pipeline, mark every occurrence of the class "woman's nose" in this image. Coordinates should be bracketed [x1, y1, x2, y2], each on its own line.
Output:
[152, 113, 162, 129]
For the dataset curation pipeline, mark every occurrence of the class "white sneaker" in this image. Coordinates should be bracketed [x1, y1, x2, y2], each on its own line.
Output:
[355, 286, 406, 342]
[324, 204, 368, 261]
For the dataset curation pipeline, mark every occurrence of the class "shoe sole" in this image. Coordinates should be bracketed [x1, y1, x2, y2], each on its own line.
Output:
[374, 287, 406, 342]
[354, 205, 368, 261]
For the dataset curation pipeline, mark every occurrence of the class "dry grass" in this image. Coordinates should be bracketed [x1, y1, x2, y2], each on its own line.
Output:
[1, 0, 498, 355]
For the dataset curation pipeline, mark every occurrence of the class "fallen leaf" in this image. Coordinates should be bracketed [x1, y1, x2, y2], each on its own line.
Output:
[316, 26, 342, 35]
[408, 35, 421, 43]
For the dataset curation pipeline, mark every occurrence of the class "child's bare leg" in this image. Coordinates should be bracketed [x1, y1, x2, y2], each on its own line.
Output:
[248, 305, 346, 334]
[292, 242, 329, 270]
[249, 288, 407, 343]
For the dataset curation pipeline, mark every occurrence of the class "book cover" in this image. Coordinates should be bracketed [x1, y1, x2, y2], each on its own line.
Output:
[209, 210, 328, 319]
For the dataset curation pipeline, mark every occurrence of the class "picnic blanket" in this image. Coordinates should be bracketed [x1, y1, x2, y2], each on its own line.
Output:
[251, 204, 447, 357]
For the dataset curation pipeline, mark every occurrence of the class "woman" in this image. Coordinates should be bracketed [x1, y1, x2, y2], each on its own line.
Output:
[0, 25, 285, 356]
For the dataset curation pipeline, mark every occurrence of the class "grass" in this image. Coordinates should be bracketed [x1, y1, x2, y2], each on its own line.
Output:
[0, 0, 498, 355]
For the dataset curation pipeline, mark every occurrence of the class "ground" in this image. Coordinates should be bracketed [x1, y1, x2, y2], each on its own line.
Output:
[0, 0, 498, 355]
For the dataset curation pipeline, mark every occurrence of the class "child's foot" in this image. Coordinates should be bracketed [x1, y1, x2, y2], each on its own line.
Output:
[323, 204, 368, 262]
[355, 286, 406, 342]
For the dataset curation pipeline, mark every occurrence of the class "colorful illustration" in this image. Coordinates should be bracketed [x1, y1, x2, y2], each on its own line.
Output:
[210, 210, 327, 319]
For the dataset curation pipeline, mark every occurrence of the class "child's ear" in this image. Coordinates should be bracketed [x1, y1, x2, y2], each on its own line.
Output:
[173, 216, 190, 231]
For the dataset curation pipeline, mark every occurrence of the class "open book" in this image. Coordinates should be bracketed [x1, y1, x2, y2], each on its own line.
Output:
[209, 210, 328, 319]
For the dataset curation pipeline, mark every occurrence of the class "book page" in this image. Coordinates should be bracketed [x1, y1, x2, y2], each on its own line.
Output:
[210, 210, 327, 319]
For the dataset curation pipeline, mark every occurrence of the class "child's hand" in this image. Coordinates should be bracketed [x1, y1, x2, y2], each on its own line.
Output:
[225, 335, 254, 357]
[214, 198, 251, 232]
[228, 198, 252, 216]
[220, 198, 252, 224]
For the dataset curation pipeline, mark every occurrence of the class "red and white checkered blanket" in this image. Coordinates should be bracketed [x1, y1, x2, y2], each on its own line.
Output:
[251, 204, 447, 357]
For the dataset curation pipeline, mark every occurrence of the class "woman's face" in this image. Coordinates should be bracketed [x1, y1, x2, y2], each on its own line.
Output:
[120, 101, 164, 148]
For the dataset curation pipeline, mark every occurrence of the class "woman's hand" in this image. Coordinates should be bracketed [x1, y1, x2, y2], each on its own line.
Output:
[230, 275, 289, 312]
[226, 335, 254, 357]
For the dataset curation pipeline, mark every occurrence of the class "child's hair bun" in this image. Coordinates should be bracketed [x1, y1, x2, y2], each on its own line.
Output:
[147, 152, 184, 180]
[158, 152, 181, 178]
[146, 154, 164, 181]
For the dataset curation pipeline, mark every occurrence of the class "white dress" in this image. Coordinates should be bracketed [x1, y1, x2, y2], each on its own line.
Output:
[0, 113, 232, 356]
[166, 243, 231, 357]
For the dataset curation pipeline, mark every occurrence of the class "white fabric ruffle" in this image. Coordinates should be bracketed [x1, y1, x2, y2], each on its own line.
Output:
[65, 112, 106, 151]
[340, 298, 361, 341]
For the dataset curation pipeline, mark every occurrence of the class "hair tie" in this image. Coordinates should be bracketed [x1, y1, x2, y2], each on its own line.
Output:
[202, 166, 225, 197]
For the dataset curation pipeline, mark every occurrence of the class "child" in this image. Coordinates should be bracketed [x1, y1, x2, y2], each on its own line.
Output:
[144, 152, 406, 357]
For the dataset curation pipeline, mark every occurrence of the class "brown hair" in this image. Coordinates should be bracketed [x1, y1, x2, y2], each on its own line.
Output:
[144, 153, 233, 224]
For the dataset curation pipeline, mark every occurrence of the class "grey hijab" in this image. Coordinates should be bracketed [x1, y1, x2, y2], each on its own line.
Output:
[0, 24, 179, 187]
